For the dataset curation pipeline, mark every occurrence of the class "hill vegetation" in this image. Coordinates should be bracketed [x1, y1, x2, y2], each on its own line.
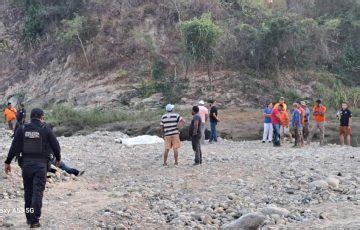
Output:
[1, 0, 359, 109]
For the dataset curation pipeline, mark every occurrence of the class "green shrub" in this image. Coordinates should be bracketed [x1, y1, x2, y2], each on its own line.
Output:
[278, 89, 301, 104]
[329, 87, 360, 109]
[156, 75, 188, 104]
[139, 57, 188, 103]
[116, 69, 128, 79]
[181, 13, 220, 61]
[139, 80, 157, 98]
[0, 39, 10, 50]
[22, 2, 45, 46]
[151, 60, 167, 81]
[181, 13, 220, 81]
[19, 0, 85, 46]
[139, 76, 188, 104]
[58, 13, 98, 66]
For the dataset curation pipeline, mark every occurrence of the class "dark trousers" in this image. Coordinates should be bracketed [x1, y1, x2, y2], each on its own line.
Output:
[59, 162, 79, 176]
[209, 121, 218, 142]
[50, 158, 79, 176]
[14, 121, 24, 135]
[293, 126, 303, 147]
[303, 122, 310, 140]
[273, 124, 281, 146]
[22, 160, 47, 225]
[192, 135, 202, 164]
[8, 120, 15, 131]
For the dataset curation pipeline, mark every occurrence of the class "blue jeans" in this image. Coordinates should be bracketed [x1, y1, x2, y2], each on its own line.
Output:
[209, 121, 218, 142]
[273, 124, 281, 145]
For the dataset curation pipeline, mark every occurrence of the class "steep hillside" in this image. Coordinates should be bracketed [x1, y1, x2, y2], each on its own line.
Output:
[0, 0, 359, 109]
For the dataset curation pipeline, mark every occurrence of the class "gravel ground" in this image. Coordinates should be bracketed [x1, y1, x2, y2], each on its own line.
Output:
[0, 128, 359, 229]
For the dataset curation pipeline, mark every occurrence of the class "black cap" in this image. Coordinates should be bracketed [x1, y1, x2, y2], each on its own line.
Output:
[316, 99, 322, 104]
[7, 102, 11, 105]
[30, 108, 44, 119]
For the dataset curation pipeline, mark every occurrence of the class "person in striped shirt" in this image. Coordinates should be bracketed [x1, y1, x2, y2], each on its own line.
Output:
[160, 104, 186, 166]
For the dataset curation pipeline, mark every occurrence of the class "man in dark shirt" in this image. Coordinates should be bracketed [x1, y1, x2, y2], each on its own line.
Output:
[4, 108, 61, 228]
[17, 103, 26, 123]
[209, 99, 220, 143]
[190, 106, 202, 165]
[14, 103, 26, 135]
[337, 102, 352, 146]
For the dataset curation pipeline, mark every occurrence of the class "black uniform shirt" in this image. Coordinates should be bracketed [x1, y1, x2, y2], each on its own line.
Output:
[5, 119, 61, 164]
[339, 109, 352, 127]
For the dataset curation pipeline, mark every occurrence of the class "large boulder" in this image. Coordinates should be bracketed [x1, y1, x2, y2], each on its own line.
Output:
[222, 212, 265, 230]
[259, 205, 290, 217]
[326, 177, 340, 188]
[309, 180, 329, 190]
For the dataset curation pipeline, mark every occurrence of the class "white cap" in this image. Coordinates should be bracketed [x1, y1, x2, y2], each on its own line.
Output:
[199, 100, 205, 105]
[165, 104, 175, 112]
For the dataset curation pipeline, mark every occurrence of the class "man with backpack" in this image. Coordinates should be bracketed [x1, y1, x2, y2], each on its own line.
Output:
[4, 108, 61, 228]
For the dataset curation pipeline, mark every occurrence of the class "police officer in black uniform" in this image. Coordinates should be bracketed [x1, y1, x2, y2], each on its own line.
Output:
[4, 108, 61, 228]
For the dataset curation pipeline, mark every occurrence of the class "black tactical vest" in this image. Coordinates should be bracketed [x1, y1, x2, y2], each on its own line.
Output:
[22, 123, 47, 159]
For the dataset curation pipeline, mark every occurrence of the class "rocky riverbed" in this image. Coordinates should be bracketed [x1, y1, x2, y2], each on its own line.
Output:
[0, 128, 359, 229]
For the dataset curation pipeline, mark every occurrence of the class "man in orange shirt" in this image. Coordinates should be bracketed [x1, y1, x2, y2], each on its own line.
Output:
[279, 109, 292, 144]
[3, 102, 17, 131]
[274, 97, 287, 111]
[307, 99, 326, 146]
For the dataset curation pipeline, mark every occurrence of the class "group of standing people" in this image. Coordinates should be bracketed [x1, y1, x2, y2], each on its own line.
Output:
[160, 100, 220, 166]
[263, 97, 352, 147]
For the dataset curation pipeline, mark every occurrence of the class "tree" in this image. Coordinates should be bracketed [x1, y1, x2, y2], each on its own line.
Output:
[21, 1, 45, 46]
[18, 0, 85, 47]
[61, 14, 89, 66]
[180, 13, 220, 84]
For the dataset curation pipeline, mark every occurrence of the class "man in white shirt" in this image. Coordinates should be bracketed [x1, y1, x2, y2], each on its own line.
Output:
[198, 100, 209, 144]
